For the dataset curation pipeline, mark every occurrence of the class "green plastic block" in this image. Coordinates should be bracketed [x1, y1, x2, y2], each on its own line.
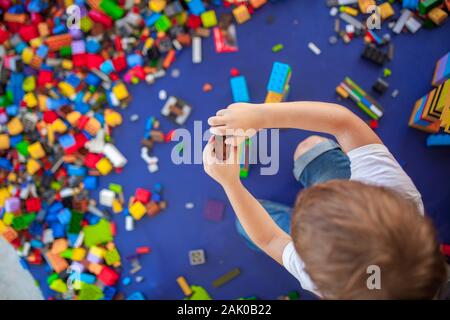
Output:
[109, 183, 123, 194]
[51, 181, 62, 191]
[60, 46, 72, 57]
[155, 15, 172, 32]
[419, 0, 441, 15]
[100, 0, 125, 20]
[68, 211, 83, 234]
[77, 284, 104, 300]
[272, 44, 284, 53]
[239, 169, 249, 178]
[12, 213, 36, 231]
[212, 268, 240, 288]
[186, 285, 212, 300]
[83, 219, 113, 247]
[105, 248, 121, 265]
[287, 290, 300, 300]
[16, 140, 30, 157]
[47, 273, 59, 285]
[60, 248, 74, 259]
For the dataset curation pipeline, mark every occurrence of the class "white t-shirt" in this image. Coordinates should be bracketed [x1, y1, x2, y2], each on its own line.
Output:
[282, 144, 424, 297]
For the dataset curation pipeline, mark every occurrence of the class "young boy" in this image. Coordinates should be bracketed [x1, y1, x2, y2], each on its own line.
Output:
[204, 101, 448, 299]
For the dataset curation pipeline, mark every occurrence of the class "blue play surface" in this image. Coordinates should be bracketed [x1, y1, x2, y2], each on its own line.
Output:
[31, 1, 450, 300]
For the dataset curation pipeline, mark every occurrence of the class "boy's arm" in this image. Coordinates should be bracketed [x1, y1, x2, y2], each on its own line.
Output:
[209, 102, 382, 153]
[203, 140, 291, 264]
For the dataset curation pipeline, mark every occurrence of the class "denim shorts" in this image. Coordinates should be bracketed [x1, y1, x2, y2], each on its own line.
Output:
[236, 138, 351, 251]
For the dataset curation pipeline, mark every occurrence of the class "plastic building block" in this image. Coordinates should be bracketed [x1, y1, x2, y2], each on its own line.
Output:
[186, 285, 212, 300]
[429, 7, 448, 26]
[361, 44, 388, 65]
[267, 62, 292, 95]
[161, 96, 192, 125]
[372, 78, 389, 94]
[189, 249, 206, 265]
[403, 0, 418, 9]
[129, 201, 147, 220]
[432, 52, 450, 86]
[250, 0, 268, 8]
[99, 189, 115, 207]
[212, 268, 241, 288]
[233, 5, 251, 24]
[201, 10, 218, 28]
[230, 75, 250, 103]
[83, 219, 113, 247]
[204, 199, 225, 221]
[378, 2, 394, 20]
[358, 0, 375, 13]
[177, 276, 193, 296]
[419, 0, 441, 15]
[426, 134, 450, 146]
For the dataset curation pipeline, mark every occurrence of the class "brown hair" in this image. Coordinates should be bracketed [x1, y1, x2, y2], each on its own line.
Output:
[292, 180, 447, 300]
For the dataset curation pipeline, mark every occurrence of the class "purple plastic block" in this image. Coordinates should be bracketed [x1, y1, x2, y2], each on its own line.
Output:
[5, 197, 20, 212]
[204, 199, 225, 221]
[86, 253, 102, 264]
[71, 40, 86, 55]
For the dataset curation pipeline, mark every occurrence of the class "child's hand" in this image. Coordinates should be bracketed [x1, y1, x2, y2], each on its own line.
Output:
[208, 103, 265, 146]
[203, 137, 241, 188]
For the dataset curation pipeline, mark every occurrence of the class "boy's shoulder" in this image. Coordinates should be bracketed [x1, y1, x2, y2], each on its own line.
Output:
[347, 144, 424, 214]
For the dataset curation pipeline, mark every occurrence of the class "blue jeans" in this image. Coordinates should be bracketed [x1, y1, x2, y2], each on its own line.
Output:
[236, 139, 351, 251]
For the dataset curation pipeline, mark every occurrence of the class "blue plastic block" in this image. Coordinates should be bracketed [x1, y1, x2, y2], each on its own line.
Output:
[83, 176, 98, 190]
[66, 73, 81, 88]
[86, 39, 101, 53]
[267, 62, 291, 94]
[403, 0, 419, 10]
[230, 76, 250, 103]
[59, 134, 76, 149]
[187, 0, 205, 15]
[57, 208, 72, 225]
[122, 277, 132, 286]
[426, 134, 450, 146]
[127, 291, 146, 300]
[85, 73, 101, 87]
[50, 222, 65, 238]
[126, 54, 143, 68]
[102, 286, 117, 300]
[100, 60, 114, 75]
[145, 13, 161, 27]
[67, 164, 87, 176]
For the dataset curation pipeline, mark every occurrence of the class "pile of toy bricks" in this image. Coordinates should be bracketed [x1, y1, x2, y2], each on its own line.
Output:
[0, 0, 276, 300]
[409, 51, 450, 146]
[326, 0, 449, 66]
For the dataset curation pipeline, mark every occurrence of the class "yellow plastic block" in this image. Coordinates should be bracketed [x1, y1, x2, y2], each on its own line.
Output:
[129, 201, 147, 220]
[379, 2, 394, 20]
[62, 59, 73, 70]
[89, 246, 106, 258]
[358, 0, 375, 13]
[3, 212, 14, 225]
[72, 248, 87, 261]
[149, 0, 166, 12]
[67, 111, 81, 126]
[112, 83, 129, 101]
[429, 7, 448, 25]
[58, 82, 76, 98]
[341, 6, 359, 16]
[23, 76, 36, 92]
[28, 141, 46, 159]
[96, 157, 113, 175]
[38, 94, 48, 111]
[51, 118, 68, 133]
[104, 109, 123, 127]
[22, 47, 34, 64]
[7, 117, 24, 135]
[0, 188, 10, 207]
[201, 10, 218, 28]
[0, 220, 6, 233]
[29, 37, 42, 48]
[250, 0, 267, 9]
[0, 134, 10, 150]
[7, 172, 17, 183]
[112, 199, 123, 214]
[265, 91, 284, 103]
[233, 5, 251, 24]
[144, 38, 154, 50]
[23, 92, 38, 108]
[27, 158, 41, 175]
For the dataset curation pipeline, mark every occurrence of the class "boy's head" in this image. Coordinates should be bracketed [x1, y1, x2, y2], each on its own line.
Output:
[292, 180, 447, 300]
